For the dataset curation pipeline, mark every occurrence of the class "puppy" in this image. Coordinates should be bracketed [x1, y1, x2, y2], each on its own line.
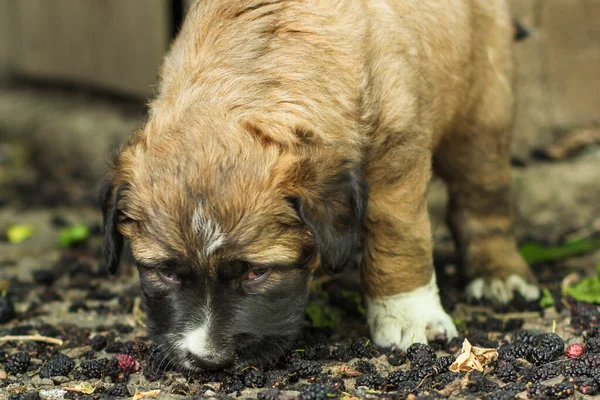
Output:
[101, 0, 540, 370]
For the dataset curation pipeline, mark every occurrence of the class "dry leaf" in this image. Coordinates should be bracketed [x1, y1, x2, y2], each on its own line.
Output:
[561, 272, 581, 289]
[0, 369, 6, 379]
[449, 339, 497, 372]
[335, 365, 362, 377]
[65, 382, 95, 395]
[133, 389, 161, 400]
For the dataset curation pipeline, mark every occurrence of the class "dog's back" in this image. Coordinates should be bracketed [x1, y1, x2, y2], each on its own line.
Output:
[154, 0, 512, 152]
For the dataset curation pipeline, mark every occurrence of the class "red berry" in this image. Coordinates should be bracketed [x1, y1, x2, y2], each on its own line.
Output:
[566, 343, 584, 358]
[114, 353, 140, 372]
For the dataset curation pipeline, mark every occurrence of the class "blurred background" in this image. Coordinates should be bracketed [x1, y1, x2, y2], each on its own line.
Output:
[0, 0, 599, 275]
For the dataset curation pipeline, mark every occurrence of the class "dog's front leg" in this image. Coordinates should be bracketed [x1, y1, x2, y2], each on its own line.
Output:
[362, 154, 457, 350]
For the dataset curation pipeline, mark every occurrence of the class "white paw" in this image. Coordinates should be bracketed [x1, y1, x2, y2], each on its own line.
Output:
[466, 274, 540, 304]
[366, 273, 457, 350]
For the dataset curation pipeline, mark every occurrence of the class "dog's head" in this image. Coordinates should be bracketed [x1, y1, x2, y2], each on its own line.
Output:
[100, 110, 368, 370]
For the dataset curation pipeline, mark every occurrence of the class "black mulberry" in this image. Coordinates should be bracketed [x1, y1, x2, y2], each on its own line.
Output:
[529, 333, 564, 366]
[528, 381, 575, 399]
[522, 363, 562, 383]
[90, 334, 107, 351]
[512, 330, 537, 344]
[387, 369, 410, 388]
[5, 352, 30, 375]
[243, 368, 266, 388]
[406, 343, 437, 368]
[80, 357, 119, 379]
[289, 359, 322, 378]
[354, 360, 377, 374]
[355, 373, 387, 390]
[105, 383, 130, 398]
[350, 337, 378, 358]
[435, 356, 455, 373]
[407, 366, 436, 381]
[39, 353, 75, 378]
[586, 337, 600, 354]
[299, 382, 339, 400]
[498, 342, 533, 361]
[495, 360, 517, 382]
[220, 374, 244, 394]
[387, 351, 407, 366]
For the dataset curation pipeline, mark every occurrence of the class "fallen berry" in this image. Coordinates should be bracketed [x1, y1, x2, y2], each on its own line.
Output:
[355, 373, 386, 390]
[585, 336, 600, 353]
[566, 343, 584, 358]
[105, 383, 130, 398]
[528, 333, 564, 365]
[5, 352, 30, 375]
[406, 343, 437, 368]
[39, 353, 75, 378]
[300, 382, 339, 400]
[243, 368, 266, 388]
[90, 334, 107, 351]
[80, 357, 119, 379]
[114, 353, 141, 373]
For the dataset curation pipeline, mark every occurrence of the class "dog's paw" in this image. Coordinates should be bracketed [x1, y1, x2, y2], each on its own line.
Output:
[366, 274, 457, 350]
[466, 274, 540, 304]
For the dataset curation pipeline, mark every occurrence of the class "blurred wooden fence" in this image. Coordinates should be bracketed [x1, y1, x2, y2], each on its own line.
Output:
[0, 0, 598, 143]
[0, 0, 181, 98]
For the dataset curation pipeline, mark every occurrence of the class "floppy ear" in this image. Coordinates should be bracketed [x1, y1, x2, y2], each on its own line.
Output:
[99, 178, 124, 275]
[288, 160, 369, 274]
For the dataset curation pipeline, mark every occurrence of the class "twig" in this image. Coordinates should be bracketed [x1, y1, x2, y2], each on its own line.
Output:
[416, 373, 432, 389]
[133, 296, 146, 328]
[0, 334, 63, 346]
[492, 311, 540, 320]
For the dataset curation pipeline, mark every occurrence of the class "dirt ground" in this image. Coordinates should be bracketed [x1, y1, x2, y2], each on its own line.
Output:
[1, 180, 600, 400]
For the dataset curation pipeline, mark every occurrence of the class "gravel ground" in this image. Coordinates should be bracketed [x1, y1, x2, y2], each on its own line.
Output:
[1, 202, 600, 400]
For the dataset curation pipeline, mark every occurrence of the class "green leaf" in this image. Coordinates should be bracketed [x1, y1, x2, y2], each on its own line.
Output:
[58, 224, 90, 248]
[305, 302, 341, 329]
[563, 263, 600, 304]
[519, 237, 600, 264]
[563, 276, 600, 304]
[6, 224, 34, 244]
[452, 318, 466, 331]
[539, 288, 555, 308]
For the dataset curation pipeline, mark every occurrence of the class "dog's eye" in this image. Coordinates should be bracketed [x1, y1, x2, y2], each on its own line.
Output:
[157, 269, 181, 284]
[244, 268, 270, 282]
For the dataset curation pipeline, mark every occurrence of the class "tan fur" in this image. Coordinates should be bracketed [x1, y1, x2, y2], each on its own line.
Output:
[108, 0, 533, 301]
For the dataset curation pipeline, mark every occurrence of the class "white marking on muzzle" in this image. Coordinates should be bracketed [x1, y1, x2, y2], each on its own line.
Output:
[192, 205, 225, 256]
[178, 296, 218, 360]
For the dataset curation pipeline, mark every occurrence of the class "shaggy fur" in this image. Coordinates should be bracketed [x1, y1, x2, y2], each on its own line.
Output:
[101, 0, 537, 369]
